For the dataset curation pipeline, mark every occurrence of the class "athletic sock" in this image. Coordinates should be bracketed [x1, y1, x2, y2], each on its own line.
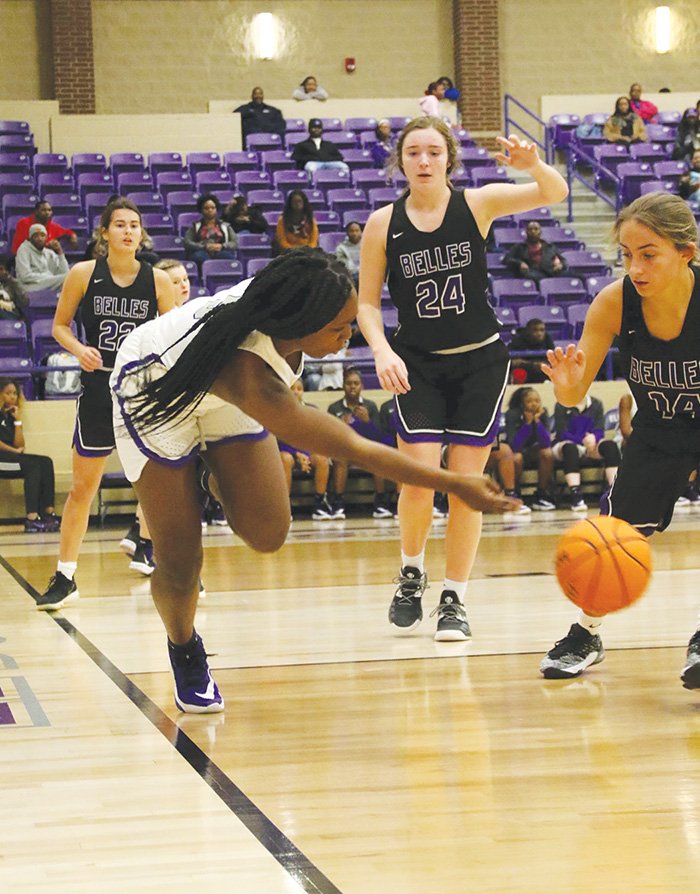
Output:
[57, 560, 77, 581]
[443, 578, 467, 602]
[401, 550, 425, 573]
[578, 611, 604, 634]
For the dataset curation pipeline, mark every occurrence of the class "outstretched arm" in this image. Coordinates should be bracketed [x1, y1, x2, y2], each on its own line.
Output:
[213, 352, 519, 513]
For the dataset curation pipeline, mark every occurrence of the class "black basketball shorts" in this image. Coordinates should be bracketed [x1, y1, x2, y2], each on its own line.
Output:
[73, 370, 115, 457]
[392, 338, 510, 446]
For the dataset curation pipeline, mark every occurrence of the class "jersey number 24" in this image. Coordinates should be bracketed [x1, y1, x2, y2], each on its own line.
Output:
[415, 274, 466, 318]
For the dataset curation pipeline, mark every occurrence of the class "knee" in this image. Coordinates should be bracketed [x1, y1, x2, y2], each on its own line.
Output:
[400, 484, 433, 506]
[153, 543, 203, 593]
[239, 516, 289, 553]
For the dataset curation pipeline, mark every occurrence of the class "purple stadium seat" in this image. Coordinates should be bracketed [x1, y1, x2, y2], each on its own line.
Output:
[460, 146, 495, 168]
[201, 259, 245, 293]
[315, 210, 341, 232]
[657, 110, 681, 126]
[37, 172, 75, 195]
[150, 235, 185, 260]
[210, 188, 235, 206]
[470, 167, 513, 188]
[645, 124, 676, 148]
[0, 120, 30, 135]
[0, 173, 35, 199]
[312, 169, 351, 195]
[71, 153, 107, 178]
[387, 116, 411, 131]
[322, 132, 358, 149]
[110, 152, 145, 179]
[148, 152, 183, 177]
[518, 304, 568, 338]
[245, 189, 284, 212]
[77, 172, 114, 201]
[317, 231, 345, 253]
[32, 318, 78, 362]
[368, 187, 404, 209]
[616, 162, 655, 204]
[0, 134, 34, 154]
[486, 252, 509, 277]
[0, 357, 34, 398]
[452, 128, 475, 147]
[450, 167, 471, 189]
[567, 303, 590, 339]
[140, 213, 174, 235]
[85, 194, 112, 226]
[639, 179, 676, 196]
[194, 171, 233, 192]
[116, 171, 154, 194]
[0, 152, 31, 173]
[304, 189, 327, 210]
[0, 320, 30, 358]
[166, 191, 199, 217]
[156, 171, 193, 196]
[272, 169, 310, 192]
[21, 287, 60, 324]
[186, 152, 221, 176]
[316, 118, 341, 132]
[490, 278, 539, 306]
[629, 142, 666, 162]
[493, 228, 525, 249]
[538, 277, 587, 306]
[343, 209, 371, 228]
[548, 114, 581, 150]
[652, 160, 688, 184]
[258, 150, 294, 173]
[176, 211, 199, 236]
[246, 257, 271, 277]
[358, 130, 379, 149]
[223, 151, 260, 175]
[284, 119, 306, 133]
[585, 275, 618, 298]
[190, 286, 211, 298]
[33, 153, 68, 176]
[234, 170, 272, 193]
[561, 250, 610, 277]
[327, 188, 367, 213]
[284, 132, 307, 149]
[341, 149, 374, 169]
[345, 117, 378, 133]
[512, 208, 556, 227]
[263, 210, 280, 227]
[236, 233, 272, 261]
[126, 192, 164, 213]
[182, 260, 198, 284]
[42, 193, 82, 215]
[539, 226, 582, 250]
[246, 133, 283, 152]
[52, 214, 89, 236]
[494, 306, 517, 342]
[2, 193, 37, 218]
[593, 144, 629, 186]
[352, 169, 389, 191]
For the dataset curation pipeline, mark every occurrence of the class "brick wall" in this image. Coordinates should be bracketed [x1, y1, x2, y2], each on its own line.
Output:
[453, 0, 501, 143]
[50, 0, 95, 113]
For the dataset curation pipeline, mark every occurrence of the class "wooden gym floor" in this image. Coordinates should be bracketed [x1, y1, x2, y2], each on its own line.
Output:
[1, 507, 699, 893]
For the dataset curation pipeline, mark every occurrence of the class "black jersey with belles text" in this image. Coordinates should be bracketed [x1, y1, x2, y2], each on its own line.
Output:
[384, 188, 499, 352]
[79, 257, 158, 370]
[617, 269, 700, 453]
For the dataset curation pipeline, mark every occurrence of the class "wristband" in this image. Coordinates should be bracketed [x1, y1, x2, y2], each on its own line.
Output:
[14, 421, 22, 426]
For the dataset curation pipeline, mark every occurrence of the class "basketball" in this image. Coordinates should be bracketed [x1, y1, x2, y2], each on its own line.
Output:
[555, 515, 652, 616]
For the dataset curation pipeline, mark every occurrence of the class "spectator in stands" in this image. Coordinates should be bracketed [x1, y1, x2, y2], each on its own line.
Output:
[552, 393, 621, 512]
[628, 83, 658, 123]
[485, 438, 531, 514]
[504, 387, 556, 510]
[678, 149, 700, 210]
[291, 118, 350, 175]
[509, 318, 556, 384]
[15, 224, 69, 293]
[419, 81, 446, 118]
[603, 96, 647, 145]
[183, 194, 237, 267]
[292, 75, 328, 102]
[0, 377, 60, 533]
[222, 195, 268, 234]
[234, 86, 285, 148]
[437, 76, 461, 103]
[10, 200, 78, 256]
[0, 255, 28, 320]
[327, 367, 394, 519]
[278, 379, 334, 520]
[672, 107, 700, 163]
[370, 119, 394, 170]
[274, 189, 318, 254]
[155, 258, 190, 305]
[504, 220, 568, 282]
[335, 220, 362, 286]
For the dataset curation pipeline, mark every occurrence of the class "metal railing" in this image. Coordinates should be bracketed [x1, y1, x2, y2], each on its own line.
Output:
[503, 94, 553, 164]
[566, 143, 620, 221]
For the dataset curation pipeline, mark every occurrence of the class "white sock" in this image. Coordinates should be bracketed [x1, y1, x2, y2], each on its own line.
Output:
[57, 561, 77, 581]
[578, 611, 603, 633]
[443, 578, 467, 602]
[401, 550, 425, 573]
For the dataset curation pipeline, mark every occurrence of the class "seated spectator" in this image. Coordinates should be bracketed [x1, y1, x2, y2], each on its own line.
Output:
[274, 189, 319, 254]
[234, 86, 285, 148]
[509, 318, 556, 384]
[678, 149, 700, 209]
[628, 83, 658, 123]
[370, 119, 394, 170]
[504, 220, 568, 283]
[10, 200, 78, 256]
[603, 96, 647, 145]
[292, 75, 329, 102]
[155, 258, 191, 306]
[673, 107, 700, 163]
[419, 81, 446, 118]
[183, 194, 237, 267]
[278, 380, 334, 520]
[437, 76, 461, 103]
[335, 220, 362, 286]
[552, 393, 621, 512]
[327, 367, 393, 519]
[15, 224, 69, 293]
[0, 255, 28, 320]
[0, 377, 60, 533]
[291, 119, 349, 175]
[222, 195, 268, 234]
[485, 439, 531, 514]
[504, 387, 556, 511]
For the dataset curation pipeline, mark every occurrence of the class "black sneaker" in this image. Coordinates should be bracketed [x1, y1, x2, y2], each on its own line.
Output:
[24, 517, 46, 533]
[372, 495, 393, 519]
[36, 571, 79, 611]
[389, 566, 428, 634]
[311, 494, 334, 520]
[41, 512, 61, 532]
[168, 632, 224, 714]
[129, 539, 155, 576]
[208, 501, 228, 526]
[331, 498, 346, 520]
[681, 629, 700, 690]
[540, 623, 605, 679]
[431, 591, 471, 642]
[119, 519, 140, 556]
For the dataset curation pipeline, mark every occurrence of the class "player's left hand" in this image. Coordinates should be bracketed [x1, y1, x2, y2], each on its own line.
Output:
[494, 135, 540, 172]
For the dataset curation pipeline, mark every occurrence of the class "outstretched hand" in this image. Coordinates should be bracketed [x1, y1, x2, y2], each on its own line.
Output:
[493, 134, 540, 172]
[452, 475, 523, 514]
[541, 344, 586, 388]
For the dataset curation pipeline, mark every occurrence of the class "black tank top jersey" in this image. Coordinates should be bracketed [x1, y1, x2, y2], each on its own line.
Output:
[80, 257, 158, 370]
[385, 188, 498, 352]
[617, 269, 700, 453]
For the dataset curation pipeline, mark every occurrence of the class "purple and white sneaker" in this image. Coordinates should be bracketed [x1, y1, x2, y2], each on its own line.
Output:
[168, 632, 224, 714]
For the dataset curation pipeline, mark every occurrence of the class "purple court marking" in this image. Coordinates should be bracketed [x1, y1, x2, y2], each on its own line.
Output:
[0, 702, 15, 725]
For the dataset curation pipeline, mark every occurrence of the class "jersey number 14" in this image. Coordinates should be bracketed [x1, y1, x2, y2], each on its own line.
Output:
[415, 274, 466, 318]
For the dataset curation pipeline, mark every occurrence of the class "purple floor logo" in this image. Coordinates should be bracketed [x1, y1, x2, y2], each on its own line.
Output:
[0, 636, 50, 727]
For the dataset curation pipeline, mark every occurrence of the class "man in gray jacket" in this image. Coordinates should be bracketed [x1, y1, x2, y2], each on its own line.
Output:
[15, 223, 69, 293]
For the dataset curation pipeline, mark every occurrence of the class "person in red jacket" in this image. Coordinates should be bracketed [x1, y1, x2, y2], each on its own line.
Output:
[11, 200, 78, 255]
[628, 82, 658, 124]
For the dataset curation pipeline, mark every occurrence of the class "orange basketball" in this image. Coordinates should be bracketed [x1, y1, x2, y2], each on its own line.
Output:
[555, 515, 652, 616]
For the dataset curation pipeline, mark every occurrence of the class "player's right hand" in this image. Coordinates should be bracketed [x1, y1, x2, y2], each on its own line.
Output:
[452, 475, 522, 513]
[541, 344, 585, 388]
[374, 345, 410, 394]
[79, 345, 103, 372]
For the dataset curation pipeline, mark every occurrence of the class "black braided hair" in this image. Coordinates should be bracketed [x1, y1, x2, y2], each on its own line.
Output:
[123, 247, 353, 432]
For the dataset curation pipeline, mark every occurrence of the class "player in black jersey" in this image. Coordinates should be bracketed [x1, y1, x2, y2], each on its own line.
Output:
[36, 198, 174, 611]
[540, 192, 700, 688]
[358, 117, 568, 641]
